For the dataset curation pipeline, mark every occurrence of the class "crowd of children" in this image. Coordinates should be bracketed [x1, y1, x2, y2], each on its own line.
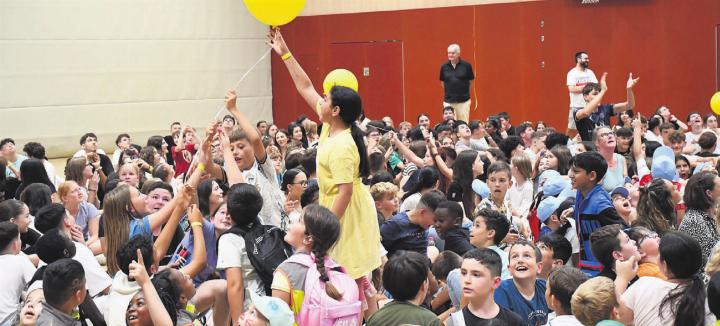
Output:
[1, 27, 720, 326]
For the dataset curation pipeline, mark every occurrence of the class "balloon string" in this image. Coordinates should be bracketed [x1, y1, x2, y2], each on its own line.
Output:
[213, 47, 273, 120]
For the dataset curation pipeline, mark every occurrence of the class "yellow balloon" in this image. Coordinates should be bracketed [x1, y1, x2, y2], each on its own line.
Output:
[243, 0, 306, 26]
[323, 69, 359, 95]
[712, 92, 720, 115]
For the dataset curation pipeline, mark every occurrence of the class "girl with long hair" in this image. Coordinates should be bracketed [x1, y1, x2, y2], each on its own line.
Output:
[288, 122, 309, 148]
[274, 129, 290, 159]
[678, 171, 720, 265]
[270, 27, 381, 317]
[65, 157, 100, 207]
[400, 167, 440, 212]
[13, 159, 56, 200]
[446, 150, 483, 218]
[619, 231, 715, 326]
[272, 204, 360, 323]
[102, 183, 188, 275]
[632, 178, 681, 235]
[281, 168, 308, 224]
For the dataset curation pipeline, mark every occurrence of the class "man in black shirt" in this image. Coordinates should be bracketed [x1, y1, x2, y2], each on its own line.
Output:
[440, 44, 474, 123]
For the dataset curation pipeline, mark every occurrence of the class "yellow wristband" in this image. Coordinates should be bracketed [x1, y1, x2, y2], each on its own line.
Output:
[191, 222, 202, 228]
[281, 52, 293, 61]
[7, 162, 12, 168]
[197, 163, 206, 172]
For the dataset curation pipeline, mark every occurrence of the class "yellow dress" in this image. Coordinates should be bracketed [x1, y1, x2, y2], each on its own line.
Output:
[317, 123, 381, 279]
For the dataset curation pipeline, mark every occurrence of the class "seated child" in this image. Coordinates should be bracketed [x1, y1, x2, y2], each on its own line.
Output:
[0, 222, 36, 325]
[537, 196, 580, 264]
[589, 225, 640, 281]
[103, 234, 155, 326]
[367, 251, 441, 326]
[477, 161, 529, 239]
[370, 182, 400, 227]
[537, 233, 573, 280]
[238, 293, 294, 326]
[447, 248, 524, 326]
[36, 259, 86, 326]
[624, 226, 664, 279]
[544, 266, 588, 326]
[494, 240, 550, 325]
[272, 204, 361, 324]
[429, 251, 462, 314]
[381, 190, 446, 257]
[433, 201, 473, 256]
[571, 276, 621, 325]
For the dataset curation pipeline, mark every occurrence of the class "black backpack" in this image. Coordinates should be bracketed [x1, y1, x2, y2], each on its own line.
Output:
[219, 222, 293, 295]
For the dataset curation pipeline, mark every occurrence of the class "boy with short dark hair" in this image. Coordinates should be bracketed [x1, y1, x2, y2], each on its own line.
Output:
[569, 151, 626, 275]
[0, 222, 35, 324]
[469, 208, 511, 280]
[367, 251, 441, 326]
[37, 258, 86, 325]
[103, 234, 155, 325]
[544, 266, 588, 325]
[446, 249, 523, 326]
[478, 161, 528, 239]
[537, 233, 573, 280]
[494, 240, 550, 325]
[589, 225, 640, 281]
[433, 201, 473, 256]
[381, 190, 446, 257]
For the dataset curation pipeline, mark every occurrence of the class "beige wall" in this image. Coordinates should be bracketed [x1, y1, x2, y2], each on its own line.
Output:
[300, 0, 539, 16]
[0, 0, 272, 158]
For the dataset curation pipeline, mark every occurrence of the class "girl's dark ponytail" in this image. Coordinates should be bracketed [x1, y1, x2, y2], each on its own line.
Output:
[350, 123, 370, 178]
[330, 86, 369, 179]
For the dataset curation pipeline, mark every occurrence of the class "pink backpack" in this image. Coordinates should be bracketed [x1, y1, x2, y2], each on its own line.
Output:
[285, 254, 362, 326]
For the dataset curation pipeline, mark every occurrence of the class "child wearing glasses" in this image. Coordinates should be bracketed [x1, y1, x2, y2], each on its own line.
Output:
[624, 226, 665, 279]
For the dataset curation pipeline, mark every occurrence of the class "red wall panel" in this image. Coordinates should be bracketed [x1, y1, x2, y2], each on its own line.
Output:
[272, 0, 720, 130]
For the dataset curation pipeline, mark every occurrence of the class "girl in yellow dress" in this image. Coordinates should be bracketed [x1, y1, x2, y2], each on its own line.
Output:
[268, 28, 381, 316]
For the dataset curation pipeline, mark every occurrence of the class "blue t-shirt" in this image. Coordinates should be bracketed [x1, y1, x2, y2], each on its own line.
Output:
[170, 219, 220, 286]
[494, 279, 549, 325]
[129, 216, 152, 238]
[381, 211, 428, 257]
[75, 201, 100, 240]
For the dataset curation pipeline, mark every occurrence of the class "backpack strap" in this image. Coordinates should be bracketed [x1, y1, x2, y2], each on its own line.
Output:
[285, 252, 315, 267]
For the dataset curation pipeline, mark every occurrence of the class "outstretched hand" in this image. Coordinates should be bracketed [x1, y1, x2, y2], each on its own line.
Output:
[225, 90, 238, 112]
[128, 249, 150, 285]
[187, 204, 203, 225]
[600, 72, 608, 91]
[266, 28, 290, 56]
[626, 73, 640, 89]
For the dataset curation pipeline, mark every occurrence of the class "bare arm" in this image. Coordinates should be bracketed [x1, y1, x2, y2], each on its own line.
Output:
[219, 128, 246, 186]
[226, 267, 245, 325]
[575, 73, 608, 120]
[129, 249, 173, 326]
[331, 184, 352, 218]
[225, 90, 266, 161]
[632, 117, 645, 162]
[427, 135, 453, 179]
[267, 28, 322, 116]
[153, 185, 191, 265]
[180, 205, 207, 278]
[389, 132, 425, 167]
[612, 73, 639, 114]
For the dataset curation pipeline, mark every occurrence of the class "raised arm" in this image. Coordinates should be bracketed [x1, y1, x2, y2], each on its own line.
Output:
[267, 28, 323, 117]
[219, 128, 245, 186]
[180, 205, 207, 278]
[389, 132, 425, 168]
[225, 90, 266, 161]
[153, 184, 192, 265]
[427, 133, 453, 180]
[129, 249, 174, 326]
[612, 73, 639, 114]
[632, 116, 645, 163]
[575, 72, 608, 120]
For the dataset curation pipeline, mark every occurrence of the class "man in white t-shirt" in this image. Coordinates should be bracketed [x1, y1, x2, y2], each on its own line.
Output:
[567, 51, 598, 133]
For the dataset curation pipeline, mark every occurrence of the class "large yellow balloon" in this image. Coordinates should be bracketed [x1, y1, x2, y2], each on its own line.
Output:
[323, 69, 359, 95]
[712, 92, 720, 115]
[243, 0, 306, 26]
